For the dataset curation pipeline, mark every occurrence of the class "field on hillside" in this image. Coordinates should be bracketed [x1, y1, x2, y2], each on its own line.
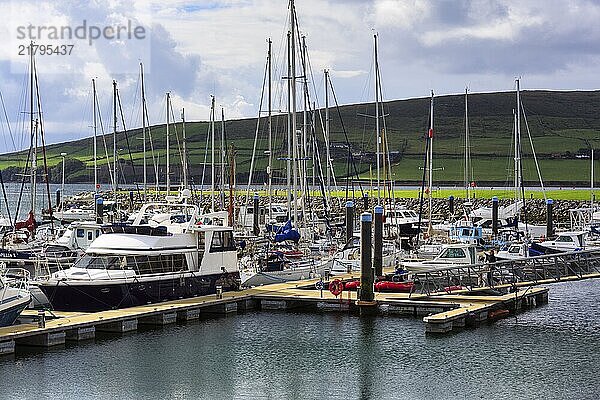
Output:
[1, 90, 599, 185]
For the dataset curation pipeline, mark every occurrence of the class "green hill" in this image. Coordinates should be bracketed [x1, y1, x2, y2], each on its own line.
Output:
[2, 89, 599, 187]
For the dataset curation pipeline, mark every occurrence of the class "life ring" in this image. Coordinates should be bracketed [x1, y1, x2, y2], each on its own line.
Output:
[329, 279, 343, 296]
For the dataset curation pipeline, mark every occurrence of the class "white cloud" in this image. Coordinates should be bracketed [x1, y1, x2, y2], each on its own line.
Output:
[0, 0, 600, 153]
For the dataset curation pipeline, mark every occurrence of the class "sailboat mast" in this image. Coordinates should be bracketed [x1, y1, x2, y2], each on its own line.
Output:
[113, 80, 118, 193]
[30, 44, 36, 215]
[210, 95, 216, 211]
[182, 108, 188, 189]
[428, 90, 434, 229]
[267, 38, 273, 222]
[515, 79, 522, 203]
[374, 33, 381, 202]
[140, 63, 147, 199]
[592, 148, 595, 206]
[166, 92, 171, 194]
[286, 31, 292, 217]
[92, 79, 98, 194]
[464, 87, 469, 199]
[32, 119, 38, 216]
[300, 35, 308, 226]
[290, 0, 298, 225]
[221, 107, 226, 205]
[325, 69, 331, 197]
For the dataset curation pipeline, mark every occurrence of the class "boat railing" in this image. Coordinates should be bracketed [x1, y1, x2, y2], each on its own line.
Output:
[33, 256, 74, 280]
[408, 249, 600, 296]
[3, 267, 30, 291]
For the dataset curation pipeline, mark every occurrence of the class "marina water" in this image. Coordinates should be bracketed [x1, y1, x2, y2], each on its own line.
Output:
[0, 279, 598, 399]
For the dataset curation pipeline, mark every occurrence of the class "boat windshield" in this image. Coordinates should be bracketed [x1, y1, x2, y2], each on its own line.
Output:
[74, 254, 187, 274]
[75, 255, 125, 270]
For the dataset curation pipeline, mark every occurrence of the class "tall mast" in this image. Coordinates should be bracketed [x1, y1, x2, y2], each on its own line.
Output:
[113, 80, 118, 193]
[30, 43, 36, 214]
[267, 38, 273, 222]
[32, 119, 38, 217]
[290, 0, 298, 225]
[221, 107, 226, 205]
[325, 69, 331, 197]
[374, 33, 381, 202]
[166, 92, 171, 194]
[592, 148, 595, 207]
[286, 31, 292, 215]
[300, 34, 308, 226]
[92, 79, 98, 194]
[428, 90, 434, 231]
[464, 86, 470, 199]
[182, 108, 188, 189]
[515, 79, 522, 204]
[210, 95, 216, 211]
[140, 63, 147, 199]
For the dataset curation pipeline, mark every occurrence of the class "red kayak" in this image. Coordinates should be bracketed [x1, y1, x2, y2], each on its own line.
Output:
[374, 281, 415, 293]
[443, 285, 465, 293]
[344, 280, 360, 291]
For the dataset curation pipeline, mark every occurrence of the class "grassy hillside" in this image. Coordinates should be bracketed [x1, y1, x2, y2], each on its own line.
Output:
[2, 90, 599, 186]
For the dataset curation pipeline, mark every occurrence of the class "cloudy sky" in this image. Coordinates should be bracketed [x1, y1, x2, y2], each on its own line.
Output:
[0, 0, 599, 153]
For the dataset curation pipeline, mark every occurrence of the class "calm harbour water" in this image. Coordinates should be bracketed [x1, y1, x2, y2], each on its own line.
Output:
[0, 279, 598, 399]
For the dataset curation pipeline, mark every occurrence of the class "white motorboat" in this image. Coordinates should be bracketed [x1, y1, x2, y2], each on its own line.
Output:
[402, 243, 477, 273]
[38, 203, 240, 311]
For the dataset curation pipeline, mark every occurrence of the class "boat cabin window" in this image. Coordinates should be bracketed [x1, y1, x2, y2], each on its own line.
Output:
[462, 229, 472, 237]
[556, 236, 573, 243]
[76, 255, 125, 270]
[210, 230, 236, 252]
[77, 229, 85, 238]
[96, 230, 100, 238]
[129, 254, 187, 274]
[87, 231, 93, 241]
[440, 248, 466, 259]
[75, 254, 187, 274]
[509, 246, 521, 254]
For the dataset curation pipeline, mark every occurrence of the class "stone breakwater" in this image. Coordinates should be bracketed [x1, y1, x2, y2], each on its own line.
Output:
[103, 191, 586, 226]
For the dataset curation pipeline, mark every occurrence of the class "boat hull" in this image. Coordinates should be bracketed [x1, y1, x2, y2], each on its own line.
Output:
[0, 296, 30, 327]
[38, 271, 241, 312]
[241, 259, 331, 287]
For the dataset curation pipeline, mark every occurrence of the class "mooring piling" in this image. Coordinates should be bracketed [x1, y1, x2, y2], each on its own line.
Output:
[492, 196, 499, 236]
[546, 198, 554, 238]
[374, 206, 383, 277]
[358, 212, 376, 312]
[345, 200, 354, 243]
[253, 193, 260, 236]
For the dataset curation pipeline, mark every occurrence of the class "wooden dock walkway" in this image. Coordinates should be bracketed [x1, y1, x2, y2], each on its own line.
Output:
[0, 267, 557, 355]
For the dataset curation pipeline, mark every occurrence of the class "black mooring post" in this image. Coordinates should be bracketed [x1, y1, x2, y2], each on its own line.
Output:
[374, 205, 383, 277]
[448, 195, 454, 216]
[359, 212, 374, 303]
[363, 192, 369, 211]
[253, 193, 260, 236]
[492, 196, 499, 236]
[56, 189, 61, 209]
[96, 197, 104, 224]
[345, 200, 354, 244]
[546, 198, 553, 239]
[129, 190, 134, 211]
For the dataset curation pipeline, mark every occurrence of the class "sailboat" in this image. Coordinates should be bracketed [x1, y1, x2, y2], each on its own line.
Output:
[239, 0, 334, 286]
[469, 79, 546, 239]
